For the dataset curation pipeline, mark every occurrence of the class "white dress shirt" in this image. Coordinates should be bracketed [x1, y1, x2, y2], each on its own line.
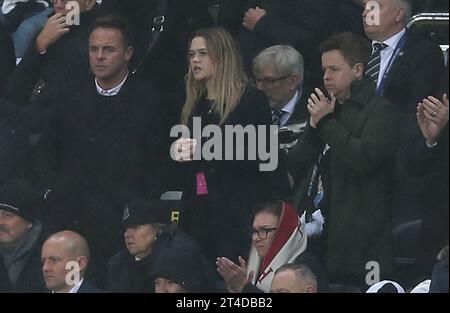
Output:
[372, 28, 406, 88]
[95, 72, 129, 96]
[277, 90, 300, 127]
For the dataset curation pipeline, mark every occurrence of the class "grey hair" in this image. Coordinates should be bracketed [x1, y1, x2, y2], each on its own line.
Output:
[394, 0, 413, 23]
[253, 45, 304, 81]
[275, 263, 317, 288]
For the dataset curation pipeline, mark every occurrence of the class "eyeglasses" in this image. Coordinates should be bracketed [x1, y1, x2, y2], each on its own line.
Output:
[252, 227, 278, 239]
[254, 74, 292, 88]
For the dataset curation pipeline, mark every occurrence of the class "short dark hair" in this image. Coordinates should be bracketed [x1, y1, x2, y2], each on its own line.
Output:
[88, 15, 134, 48]
[319, 32, 370, 68]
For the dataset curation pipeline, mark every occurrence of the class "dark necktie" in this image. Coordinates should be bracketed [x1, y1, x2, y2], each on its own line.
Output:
[272, 110, 284, 126]
[366, 42, 388, 85]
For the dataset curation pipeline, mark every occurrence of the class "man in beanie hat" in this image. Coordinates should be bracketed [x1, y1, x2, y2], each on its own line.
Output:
[0, 179, 47, 292]
[105, 198, 207, 293]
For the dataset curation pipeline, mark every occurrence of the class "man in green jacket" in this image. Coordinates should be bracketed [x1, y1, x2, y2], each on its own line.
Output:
[288, 32, 399, 290]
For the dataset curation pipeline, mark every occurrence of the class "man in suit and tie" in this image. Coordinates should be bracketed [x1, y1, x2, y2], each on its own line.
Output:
[362, 0, 444, 114]
[362, 0, 445, 283]
[252, 45, 309, 198]
[41, 230, 103, 293]
[253, 45, 309, 128]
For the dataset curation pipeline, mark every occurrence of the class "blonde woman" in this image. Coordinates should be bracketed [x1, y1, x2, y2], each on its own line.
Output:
[173, 27, 273, 265]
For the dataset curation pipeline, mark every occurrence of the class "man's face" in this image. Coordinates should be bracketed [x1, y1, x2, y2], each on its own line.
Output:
[255, 67, 299, 111]
[322, 50, 359, 103]
[41, 241, 77, 293]
[0, 210, 32, 246]
[124, 224, 157, 259]
[53, 0, 93, 16]
[270, 269, 315, 293]
[89, 27, 133, 83]
[362, 0, 405, 41]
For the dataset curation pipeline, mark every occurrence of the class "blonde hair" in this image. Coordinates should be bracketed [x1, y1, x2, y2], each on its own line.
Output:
[181, 27, 248, 126]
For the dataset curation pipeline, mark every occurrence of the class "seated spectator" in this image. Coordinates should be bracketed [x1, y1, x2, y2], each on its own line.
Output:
[0, 22, 15, 96]
[41, 230, 104, 293]
[0, 179, 47, 293]
[216, 201, 307, 293]
[270, 263, 317, 293]
[150, 243, 216, 293]
[106, 199, 208, 293]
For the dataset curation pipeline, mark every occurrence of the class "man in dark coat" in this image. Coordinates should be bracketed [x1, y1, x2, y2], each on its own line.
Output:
[0, 179, 47, 293]
[5, 0, 99, 133]
[288, 32, 399, 288]
[35, 15, 165, 277]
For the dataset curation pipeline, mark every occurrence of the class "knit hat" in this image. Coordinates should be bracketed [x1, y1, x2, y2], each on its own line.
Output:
[0, 179, 40, 222]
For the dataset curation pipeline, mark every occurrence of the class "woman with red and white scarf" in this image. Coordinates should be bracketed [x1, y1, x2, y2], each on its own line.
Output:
[217, 201, 308, 293]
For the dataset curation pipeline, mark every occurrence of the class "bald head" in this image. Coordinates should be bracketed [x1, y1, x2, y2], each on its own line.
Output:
[270, 263, 318, 293]
[42, 231, 90, 293]
[45, 230, 90, 259]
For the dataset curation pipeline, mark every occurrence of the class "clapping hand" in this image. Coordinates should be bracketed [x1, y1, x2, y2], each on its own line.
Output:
[216, 256, 254, 293]
[417, 94, 449, 145]
[243, 7, 266, 31]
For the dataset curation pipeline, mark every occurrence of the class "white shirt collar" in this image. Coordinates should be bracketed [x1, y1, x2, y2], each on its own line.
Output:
[281, 90, 299, 115]
[95, 72, 129, 97]
[51, 278, 84, 293]
[373, 28, 406, 50]
[68, 278, 84, 293]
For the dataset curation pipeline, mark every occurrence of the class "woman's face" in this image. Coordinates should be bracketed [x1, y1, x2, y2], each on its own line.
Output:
[189, 36, 215, 83]
[124, 224, 158, 259]
[252, 211, 279, 259]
